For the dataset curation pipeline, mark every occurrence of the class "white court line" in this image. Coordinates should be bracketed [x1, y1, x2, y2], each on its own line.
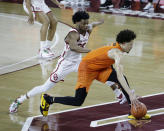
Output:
[22, 92, 164, 131]
[0, 13, 41, 24]
[0, 56, 37, 70]
[21, 117, 34, 131]
[90, 108, 164, 127]
[156, 129, 164, 131]
[0, 13, 59, 72]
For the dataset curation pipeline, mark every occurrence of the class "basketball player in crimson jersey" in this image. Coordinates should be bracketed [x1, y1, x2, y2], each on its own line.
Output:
[23, 0, 64, 58]
[10, 11, 127, 113]
[40, 29, 151, 119]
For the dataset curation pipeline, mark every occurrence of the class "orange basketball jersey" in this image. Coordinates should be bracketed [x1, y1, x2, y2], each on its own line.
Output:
[82, 42, 122, 70]
[75, 42, 123, 92]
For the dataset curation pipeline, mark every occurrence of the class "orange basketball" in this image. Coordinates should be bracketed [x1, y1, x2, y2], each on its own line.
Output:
[131, 102, 147, 119]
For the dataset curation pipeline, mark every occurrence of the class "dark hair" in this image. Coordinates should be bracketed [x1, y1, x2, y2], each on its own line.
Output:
[72, 11, 89, 24]
[116, 29, 136, 44]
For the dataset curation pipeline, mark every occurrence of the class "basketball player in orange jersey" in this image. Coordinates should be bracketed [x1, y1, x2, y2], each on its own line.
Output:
[40, 29, 151, 119]
[10, 11, 120, 113]
[23, 0, 64, 58]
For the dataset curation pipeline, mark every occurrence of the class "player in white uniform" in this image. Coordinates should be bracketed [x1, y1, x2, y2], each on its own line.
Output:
[9, 11, 126, 113]
[23, 0, 64, 58]
[49, 27, 90, 83]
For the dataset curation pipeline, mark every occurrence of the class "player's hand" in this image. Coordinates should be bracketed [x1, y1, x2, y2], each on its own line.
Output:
[129, 91, 140, 107]
[28, 15, 34, 25]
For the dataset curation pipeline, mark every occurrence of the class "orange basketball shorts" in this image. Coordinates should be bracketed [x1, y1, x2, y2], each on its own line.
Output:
[75, 61, 113, 92]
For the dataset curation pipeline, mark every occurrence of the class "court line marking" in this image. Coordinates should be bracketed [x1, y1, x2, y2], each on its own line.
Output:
[156, 129, 164, 131]
[0, 56, 38, 70]
[0, 13, 40, 23]
[22, 92, 164, 131]
[0, 13, 60, 74]
[90, 108, 164, 127]
[21, 117, 33, 131]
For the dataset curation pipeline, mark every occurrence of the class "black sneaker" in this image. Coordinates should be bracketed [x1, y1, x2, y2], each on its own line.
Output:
[99, 0, 113, 9]
[120, 0, 132, 10]
[40, 94, 53, 116]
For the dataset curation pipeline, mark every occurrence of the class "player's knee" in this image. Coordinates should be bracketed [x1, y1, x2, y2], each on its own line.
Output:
[43, 19, 50, 27]
[49, 20, 57, 29]
[73, 88, 87, 106]
[74, 99, 84, 106]
[51, 19, 57, 26]
[74, 97, 86, 106]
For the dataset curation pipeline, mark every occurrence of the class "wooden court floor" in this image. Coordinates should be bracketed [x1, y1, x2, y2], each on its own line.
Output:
[0, 2, 164, 131]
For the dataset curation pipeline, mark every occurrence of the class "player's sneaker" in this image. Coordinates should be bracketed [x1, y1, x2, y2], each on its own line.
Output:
[143, 2, 153, 10]
[117, 92, 127, 104]
[128, 114, 151, 120]
[40, 94, 53, 116]
[9, 99, 22, 113]
[128, 114, 136, 119]
[39, 48, 54, 58]
[142, 114, 151, 120]
[46, 48, 54, 56]
[99, 0, 113, 9]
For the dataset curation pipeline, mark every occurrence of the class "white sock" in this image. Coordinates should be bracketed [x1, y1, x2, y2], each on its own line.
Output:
[17, 95, 27, 103]
[46, 40, 52, 49]
[114, 88, 122, 98]
[18, 79, 55, 103]
[40, 41, 46, 51]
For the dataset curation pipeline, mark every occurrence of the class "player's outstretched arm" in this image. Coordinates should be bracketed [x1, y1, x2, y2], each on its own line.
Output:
[91, 19, 104, 28]
[65, 31, 91, 53]
[88, 19, 104, 33]
[107, 49, 139, 106]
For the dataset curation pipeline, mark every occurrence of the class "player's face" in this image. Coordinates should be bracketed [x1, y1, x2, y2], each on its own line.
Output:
[79, 19, 89, 31]
[124, 40, 134, 53]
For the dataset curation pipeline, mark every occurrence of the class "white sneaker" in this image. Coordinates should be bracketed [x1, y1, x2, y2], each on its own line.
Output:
[9, 99, 22, 113]
[39, 48, 54, 58]
[117, 92, 127, 104]
[143, 2, 153, 10]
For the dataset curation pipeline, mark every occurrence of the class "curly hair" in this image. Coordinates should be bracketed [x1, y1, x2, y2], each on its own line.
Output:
[116, 29, 136, 44]
[72, 11, 89, 24]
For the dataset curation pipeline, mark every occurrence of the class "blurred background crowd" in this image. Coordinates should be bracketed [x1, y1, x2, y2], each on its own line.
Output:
[1, 0, 164, 14]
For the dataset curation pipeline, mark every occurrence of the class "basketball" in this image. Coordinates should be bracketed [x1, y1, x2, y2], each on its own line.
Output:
[131, 102, 147, 119]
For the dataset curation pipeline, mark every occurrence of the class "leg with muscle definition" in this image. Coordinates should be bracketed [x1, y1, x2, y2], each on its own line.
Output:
[35, 12, 55, 58]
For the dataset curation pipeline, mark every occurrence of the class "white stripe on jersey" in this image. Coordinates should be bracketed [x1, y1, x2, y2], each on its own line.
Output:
[60, 28, 90, 62]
